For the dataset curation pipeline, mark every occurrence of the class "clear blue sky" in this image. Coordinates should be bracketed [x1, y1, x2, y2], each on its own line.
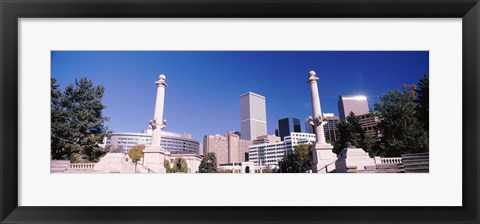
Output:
[51, 51, 429, 142]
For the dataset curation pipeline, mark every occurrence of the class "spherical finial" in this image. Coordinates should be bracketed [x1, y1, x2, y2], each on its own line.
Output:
[309, 70, 316, 76]
[159, 74, 166, 80]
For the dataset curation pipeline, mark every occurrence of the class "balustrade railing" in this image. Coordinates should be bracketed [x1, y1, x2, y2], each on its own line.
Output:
[69, 163, 96, 169]
[379, 157, 402, 164]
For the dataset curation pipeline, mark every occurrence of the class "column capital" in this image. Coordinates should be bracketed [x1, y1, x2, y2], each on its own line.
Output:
[307, 70, 319, 83]
[156, 74, 168, 87]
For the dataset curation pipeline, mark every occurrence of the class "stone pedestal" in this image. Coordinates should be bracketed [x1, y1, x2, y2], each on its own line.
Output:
[312, 144, 337, 173]
[143, 148, 169, 173]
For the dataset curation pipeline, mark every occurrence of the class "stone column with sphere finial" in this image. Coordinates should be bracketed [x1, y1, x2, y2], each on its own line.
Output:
[150, 74, 168, 148]
[307, 70, 337, 173]
[142, 74, 170, 173]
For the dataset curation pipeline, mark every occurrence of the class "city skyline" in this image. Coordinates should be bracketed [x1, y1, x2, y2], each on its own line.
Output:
[51, 51, 429, 142]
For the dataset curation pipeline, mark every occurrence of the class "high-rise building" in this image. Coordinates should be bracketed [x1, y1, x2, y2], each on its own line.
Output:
[277, 117, 301, 140]
[323, 113, 340, 142]
[338, 95, 370, 122]
[240, 92, 267, 140]
[203, 131, 252, 165]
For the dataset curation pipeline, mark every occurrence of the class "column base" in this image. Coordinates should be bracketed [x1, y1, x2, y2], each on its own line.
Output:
[312, 144, 337, 173]
[143, 147, 170, 173]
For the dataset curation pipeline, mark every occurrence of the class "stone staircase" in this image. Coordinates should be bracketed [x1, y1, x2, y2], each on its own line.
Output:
[402, 152, 429, 173]
[375, 163, 405, 173]
[50, 160, 70, 173]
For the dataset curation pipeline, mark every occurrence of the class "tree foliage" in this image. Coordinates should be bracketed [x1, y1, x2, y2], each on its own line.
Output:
[333, 112, 376, 156]
[51, 77, 110, 162]
[199, 152, 217, 173]
[416, 74, 429, 130]
[164, 159, 172, 173]
[107, 145, 123, 153]
[278, 144, 313, 173]
[374, 81, 429, 157]
[172, 158, 188, 173]
[128, 144, 145, 171]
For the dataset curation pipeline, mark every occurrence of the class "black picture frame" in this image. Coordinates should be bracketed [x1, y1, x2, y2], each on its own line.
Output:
[1, 0, 479, 223]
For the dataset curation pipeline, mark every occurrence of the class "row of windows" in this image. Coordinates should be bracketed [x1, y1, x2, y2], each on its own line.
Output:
[112, 134, 149, 137]
[117, 141, 143, 145]
[118, 138, 150, 141]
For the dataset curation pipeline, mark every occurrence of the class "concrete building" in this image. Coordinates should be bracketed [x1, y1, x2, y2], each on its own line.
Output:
[253, 135, 281, 145]
[248, 132, 316, 168]
[338, 95, 370, 122]
[240, 92, 267, 140]
[106, 132, 151, 153]
[323, 113, 340, 142]
[357, 113, 381, 137]
[203, 131, 253, 165]
[106, 130, 200, 155]
[277, 117, 301, 140]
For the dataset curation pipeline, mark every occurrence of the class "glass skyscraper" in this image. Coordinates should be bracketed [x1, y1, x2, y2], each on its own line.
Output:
[278, 117, 301, 141]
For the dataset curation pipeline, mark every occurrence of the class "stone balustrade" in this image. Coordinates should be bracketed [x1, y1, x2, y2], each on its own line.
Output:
[69, 163, 96, 169]
[378, 157, 402, 164]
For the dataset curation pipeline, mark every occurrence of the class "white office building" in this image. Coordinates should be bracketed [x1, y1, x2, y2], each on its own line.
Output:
[240, 92, 267, 140]
[106, 130, 200, 155]
[248, 132, 316, 168]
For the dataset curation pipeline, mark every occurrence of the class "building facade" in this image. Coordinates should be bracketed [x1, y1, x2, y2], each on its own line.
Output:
[253, 135, 281, 145]
[203, 131, 253, 165]
[240, 92, 267, 140]
[277, 117, 302, 140]
[357, 113, 381, 137]
[338, 95, 370, 122]
[248, 132, 316, 168]
[106, 131, 200, 155]
[323, 113, 340, 142]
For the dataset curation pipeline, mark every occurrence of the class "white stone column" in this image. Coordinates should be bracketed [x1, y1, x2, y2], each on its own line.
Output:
[307, 70, 337, 173]
[308, 71, 328, 146]
[143, 74, 170, 173]
[151, 74, 167, 147]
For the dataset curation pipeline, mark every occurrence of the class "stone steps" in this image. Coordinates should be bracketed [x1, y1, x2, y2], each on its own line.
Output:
[50, 160, 70, 173]
[402, 153, 429, 173]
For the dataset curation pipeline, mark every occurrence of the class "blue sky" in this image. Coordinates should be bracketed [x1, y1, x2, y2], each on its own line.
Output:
[51, 51, 429, 142]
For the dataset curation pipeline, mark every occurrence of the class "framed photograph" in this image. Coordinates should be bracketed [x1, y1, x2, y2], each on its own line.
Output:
[1, 0, 479, 223]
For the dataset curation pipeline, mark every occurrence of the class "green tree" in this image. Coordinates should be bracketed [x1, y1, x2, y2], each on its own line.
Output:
[375, 87, 428, 157]
[70, 153, 81, 163]
[416, 74, 429, 130]
[50, 77, 110, 162]
[164, 159, 172, 173]
[333, 112, 376, 155]
[199, 152, 217, 173]
[172, 158, 188, 173]
[107, 145, 123, 153]
[278, 144, 313, 173]
[128, 144, 145, 171]
[51, 78, 71, 160]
